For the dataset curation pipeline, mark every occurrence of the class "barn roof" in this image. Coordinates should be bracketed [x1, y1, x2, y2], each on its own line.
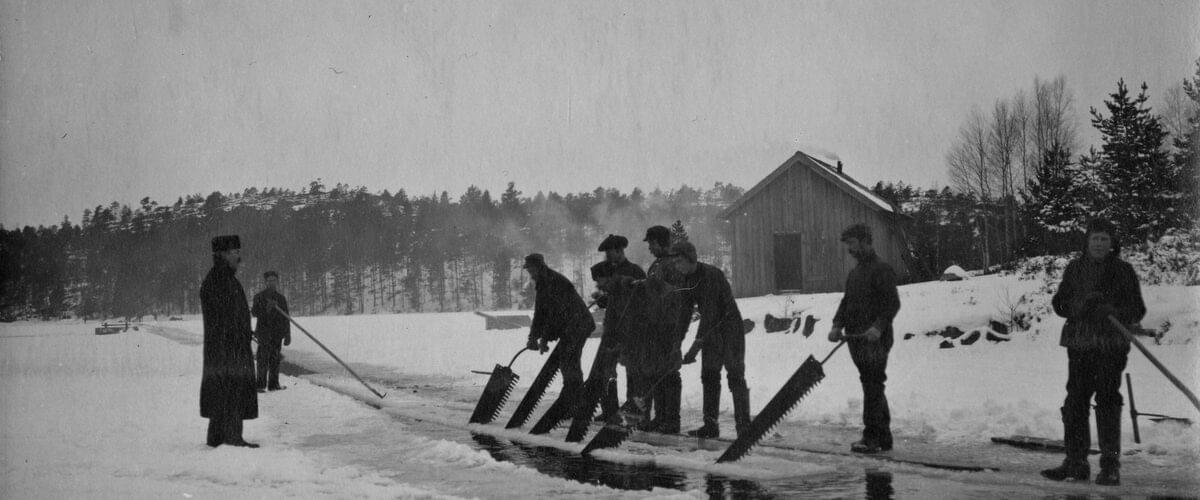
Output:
[719, 151, 902, 220]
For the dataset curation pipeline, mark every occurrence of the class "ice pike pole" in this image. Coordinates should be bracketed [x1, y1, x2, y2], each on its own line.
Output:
[274, 305, 387, 399]
[716, 338, 851, 463]
[1108, 316, 1200, 413]
[469, 347, 529, 424]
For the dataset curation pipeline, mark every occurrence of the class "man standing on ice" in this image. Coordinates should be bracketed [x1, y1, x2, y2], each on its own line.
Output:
[672, 240, 751, 439]
[252, 271, 291, 392]
[827, 223, 900, 454]
[1041, 218, 1145, 486]
[637, 225, 689, 434]
[524, 253, 595, 422]
[587, 234, 645, 421]
[200, 235, 259, 448]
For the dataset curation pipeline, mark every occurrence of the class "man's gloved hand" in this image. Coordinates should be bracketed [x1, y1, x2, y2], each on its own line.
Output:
[283, 336, 291, 346]
[827, 326, 844, 342]
[538, 338, 549, 354]
[862, 326, 882, 342]
[1093, 302, 1118, 322]
[526, 338, 540, 352]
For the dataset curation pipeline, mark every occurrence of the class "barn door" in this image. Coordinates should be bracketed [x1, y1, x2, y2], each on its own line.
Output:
[773, 232, 803, 291]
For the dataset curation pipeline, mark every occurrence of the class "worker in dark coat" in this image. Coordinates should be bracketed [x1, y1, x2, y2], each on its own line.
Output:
[252, 270, 291, 392]
[200, 235, 259, 448]
[635, 225, 690, 434]
[524, 253, 596, 420]
[1041, 218, 1146, 486]
[828, 223, 900, 454]
[586, 234, 646, 421]
[673, 241, 751, 438]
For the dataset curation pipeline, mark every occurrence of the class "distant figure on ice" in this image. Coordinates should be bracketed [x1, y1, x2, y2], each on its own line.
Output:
[524, 253, 596, 421]
[200, 235, 259, 448]
[587, 234, 645, 421]
[252, 271, 291, 392]
[827, 223, 900, 454]
[1041, 218, 1146, 486]
[672, 240, 751, 439]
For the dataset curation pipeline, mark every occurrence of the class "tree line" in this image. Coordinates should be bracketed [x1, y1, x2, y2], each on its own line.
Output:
[0, 182, 748, 320]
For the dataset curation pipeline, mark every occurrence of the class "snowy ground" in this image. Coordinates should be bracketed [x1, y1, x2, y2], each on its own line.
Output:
[2, 272, 1198, 498]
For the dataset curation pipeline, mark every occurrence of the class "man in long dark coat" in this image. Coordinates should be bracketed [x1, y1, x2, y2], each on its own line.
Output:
[200, 235, 259, 448]
[673, 241, 751, 439]
[524, 253, 596, 424]
[586, 234, 645, 421]
[828, 223, 900, 454]
[252, 270, 291, 392]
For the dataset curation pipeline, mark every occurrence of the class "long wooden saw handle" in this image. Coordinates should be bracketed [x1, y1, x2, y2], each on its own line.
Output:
[1109, 316, 1200, 413]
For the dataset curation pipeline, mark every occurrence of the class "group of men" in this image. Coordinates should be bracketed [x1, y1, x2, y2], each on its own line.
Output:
[521, 223, 901, 452]
[199, 235, 292, 448]
[523, 225, 753, 438]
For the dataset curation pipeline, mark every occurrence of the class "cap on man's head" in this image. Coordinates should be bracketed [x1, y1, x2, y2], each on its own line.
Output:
[263, 270, 279, 279]
[598, 234, 629, 252]
[670, 240, 698, 263]
[211, 235, 241, 253]
[522, 253, 546, 269]
[590, 261, 614, 281]
[840, 224, 872, 243]
[643, 225, 671, 246]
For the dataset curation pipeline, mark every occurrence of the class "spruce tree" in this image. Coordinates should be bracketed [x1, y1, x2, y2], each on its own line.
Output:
[1089, 79, 1175, 240]
[1173, 59, 1200, 222]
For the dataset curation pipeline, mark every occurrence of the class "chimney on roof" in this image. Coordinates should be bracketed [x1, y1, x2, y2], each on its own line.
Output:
[836, 161, 843, 173]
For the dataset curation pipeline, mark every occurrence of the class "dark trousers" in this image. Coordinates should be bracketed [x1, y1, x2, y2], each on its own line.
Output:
[700, 333, 750, 431]
[206, 413, 244, 446]
[256, 337, 283, 389]
[586, 340, 622, 416]
[1062, 348, 1129, 462]
[848, 338, 892, 445]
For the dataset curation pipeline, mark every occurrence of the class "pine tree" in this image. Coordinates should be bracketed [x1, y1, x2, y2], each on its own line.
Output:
[669, 219, 689, 243]
[1173, 58, 1200, 223]
[1089, 79, 1175, 240]
[1026, 143, 1087, 253]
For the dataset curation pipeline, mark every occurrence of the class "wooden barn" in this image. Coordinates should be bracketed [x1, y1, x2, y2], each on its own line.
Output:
[720, 151, 912, 297]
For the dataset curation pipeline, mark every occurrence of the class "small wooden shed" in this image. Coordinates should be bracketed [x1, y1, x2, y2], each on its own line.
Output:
[720, 151, 911, 297]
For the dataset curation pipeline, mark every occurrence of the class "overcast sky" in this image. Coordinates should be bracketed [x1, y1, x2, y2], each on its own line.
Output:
[1, 0, 1197, 228]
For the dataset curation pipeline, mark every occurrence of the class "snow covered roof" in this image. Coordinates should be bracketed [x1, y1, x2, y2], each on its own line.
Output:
[719, 150, 901, 219]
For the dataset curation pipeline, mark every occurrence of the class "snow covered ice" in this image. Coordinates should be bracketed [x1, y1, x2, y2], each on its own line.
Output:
[2, 272, 1197, 498]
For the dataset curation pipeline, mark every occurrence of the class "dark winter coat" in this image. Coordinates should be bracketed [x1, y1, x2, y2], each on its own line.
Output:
[528, 267, 596, 345]
[680, 262, 744, 352]
[622, 257, 690, 375]
[200, 259, 258, 420]
[252, 288, 291, 344]
[595, 259, 646, 346]
[1052, 255, 1146, 351]
[832, 251, 901, 344]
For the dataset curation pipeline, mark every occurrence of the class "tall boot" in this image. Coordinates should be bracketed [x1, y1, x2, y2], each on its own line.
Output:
[688, 381, 721, 438]
[1041, 406, 1090, 481]
[731, 385, 751, 437]
[1095, 406, 1122, 486]
[653, 373, 681, 434]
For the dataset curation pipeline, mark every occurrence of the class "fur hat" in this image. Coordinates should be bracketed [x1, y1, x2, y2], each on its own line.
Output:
[211, 235, 241, 253]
